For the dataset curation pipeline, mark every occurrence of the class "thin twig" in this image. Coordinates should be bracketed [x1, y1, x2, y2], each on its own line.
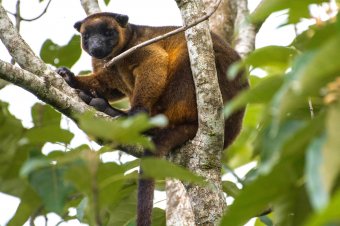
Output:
[104, 0, 222, 68]
[11, 0, 21, 65]
[21, 0, 52, 22]
[5, 0, 52, 22]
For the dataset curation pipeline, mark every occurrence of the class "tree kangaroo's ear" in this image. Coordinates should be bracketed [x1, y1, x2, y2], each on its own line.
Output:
[74, 20, 83, 32]
[111, 13, 129, 27]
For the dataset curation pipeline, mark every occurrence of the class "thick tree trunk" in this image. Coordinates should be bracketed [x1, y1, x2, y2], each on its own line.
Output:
[172, 0, 226, 225]
[167, 0, 256, 225]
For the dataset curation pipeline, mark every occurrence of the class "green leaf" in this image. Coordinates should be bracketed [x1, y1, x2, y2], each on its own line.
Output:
[28, 165, 75, 214]
[250, 0, 328, 24]
[220, 162, 293, 226]
[76, 197, 88, 221]
[220, 114, 325, 226]
[295, 34, 340, 97]
[141, 158, 206, 185]
[270, 34, 340, 125]
[31, 103, 61, 127]
[306, 135, 329, 211]
[245, 46, 297, 74]
[224, 76, 283, 117]
[107, 193, 137, 226]
[7, 187, 41, 226]
[40, 35, 81, 68]
[104, 0, 111, 5]
[321, 102, 340, 195]
[257, 216, 273, 226]
[274, 185, 312, 226]
[98, 162, 132, 206]
[25, 125, 74, 144]
[28, 104, 73, 145]
[152, 208, 166, 226]
[224, 104, 264, 168]
[20, 158, 50, 177]
[79, 113, 166, 150]
[0, 102, 25, 178]
[304, 189, 340, 226]
[222, 181, 240, 198]
[292, 19, 340, 51]
[257, 120, 305, 173]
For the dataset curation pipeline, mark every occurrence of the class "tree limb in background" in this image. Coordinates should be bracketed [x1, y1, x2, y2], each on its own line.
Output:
[173, 0, 226, 225]
[80, 0, 100, 15]
[203, 0, 237, 44]
[233, 0, 256, 57]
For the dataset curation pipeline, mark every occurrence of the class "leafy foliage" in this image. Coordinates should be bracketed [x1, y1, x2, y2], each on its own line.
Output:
[2, 1, 340, 226]
[221, 2, 340, 226]
[0, 102, 198, 225]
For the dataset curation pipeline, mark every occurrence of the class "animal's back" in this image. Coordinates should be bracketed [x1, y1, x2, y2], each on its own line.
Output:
[139, 27, 248, 148]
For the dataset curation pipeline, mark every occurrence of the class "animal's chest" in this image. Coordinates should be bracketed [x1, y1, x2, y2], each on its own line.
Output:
[115, 63, 137, 98]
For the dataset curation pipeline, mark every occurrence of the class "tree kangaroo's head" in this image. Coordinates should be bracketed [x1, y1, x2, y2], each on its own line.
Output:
[74, 12, 129, 59]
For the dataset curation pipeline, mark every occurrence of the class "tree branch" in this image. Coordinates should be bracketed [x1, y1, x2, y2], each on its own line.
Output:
[0, 5, 74, 95]
[173, 0, 226, 225]
[0, 60, 86, 117]
[80, 0, 101, 15]
[233, 0, 256, 57]
[0, 5, 85, 112]
[21, 0, 52, 22]
[104, 0, 222, 68]
[0, 4, 145, 158]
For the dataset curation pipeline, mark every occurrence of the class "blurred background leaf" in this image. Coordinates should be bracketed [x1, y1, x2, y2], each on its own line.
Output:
[40, 35, 81, 68]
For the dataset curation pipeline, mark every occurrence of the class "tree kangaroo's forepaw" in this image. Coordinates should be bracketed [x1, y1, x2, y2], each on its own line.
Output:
[56, 67, 77, 88]
[78, 91, 126, 118]
[56, 67, 126, 118]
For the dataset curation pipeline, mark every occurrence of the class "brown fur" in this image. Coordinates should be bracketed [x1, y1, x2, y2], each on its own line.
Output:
[58, 12, 248, 226]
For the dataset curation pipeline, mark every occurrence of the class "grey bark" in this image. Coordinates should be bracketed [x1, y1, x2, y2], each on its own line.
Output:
[166, 179, 195, 225]
[173, 0, 226, 225]
[167, 0, 257, 225]
[233, 0, 256, 57]
[80, 0, 100, 15]
[203, 0, 237, 44]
